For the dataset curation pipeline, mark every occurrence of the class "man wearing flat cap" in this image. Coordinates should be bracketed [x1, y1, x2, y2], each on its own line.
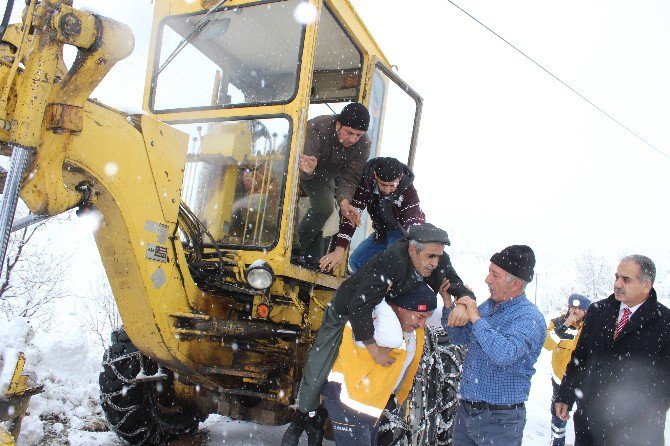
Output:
[282, 223, 474, 445]
[294, 103, 372, 261]
[442, 245, 546, 446]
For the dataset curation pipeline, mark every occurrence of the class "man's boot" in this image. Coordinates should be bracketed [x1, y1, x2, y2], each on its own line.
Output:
[305, 406, 328, 446]
[281, 410, 308, 446]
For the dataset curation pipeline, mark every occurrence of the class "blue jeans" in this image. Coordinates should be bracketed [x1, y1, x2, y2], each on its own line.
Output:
[452, 400, 526, 446]
[550, 380, 567, 446]
[348, 229, 404, 273]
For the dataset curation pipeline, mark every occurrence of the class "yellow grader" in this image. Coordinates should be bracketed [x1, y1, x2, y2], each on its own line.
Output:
[0, 0, 464, 444]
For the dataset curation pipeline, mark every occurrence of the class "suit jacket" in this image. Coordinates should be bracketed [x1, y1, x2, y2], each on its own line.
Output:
[557, 289, 670, 445]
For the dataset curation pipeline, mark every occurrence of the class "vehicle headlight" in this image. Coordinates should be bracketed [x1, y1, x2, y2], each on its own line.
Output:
[246, 260, 274, 290]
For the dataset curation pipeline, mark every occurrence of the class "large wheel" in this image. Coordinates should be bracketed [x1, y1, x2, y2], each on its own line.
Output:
[377, 325, 466, 446]
[99, 329, 205, 446]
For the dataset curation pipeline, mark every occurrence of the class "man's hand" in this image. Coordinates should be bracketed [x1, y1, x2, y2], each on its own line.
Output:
[438, 278, 452, 305]
[365, 342, 395, 367]
[447, 303, 469, 327]
[564, 313, 578, 327]
[340, 199, 361, 227]
[319, 247, 345, 272]
[299, 154, 318, 176]
[555, 402, 570, 421]
[455, 296, 480, 324]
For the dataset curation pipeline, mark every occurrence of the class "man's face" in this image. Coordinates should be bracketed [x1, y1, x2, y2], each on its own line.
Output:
[375, 174, 400, 196]
[485, 263, 518, 303]
[396, 307, 433, 333]
[335, 122, 365, 148]
[614, 261, 651, 307]
[408, 242, 443, 277]
[241, 168, 263, 193]
[241, 169, 254, 191]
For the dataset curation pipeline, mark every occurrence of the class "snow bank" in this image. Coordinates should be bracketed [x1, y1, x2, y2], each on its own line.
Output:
[0, 317, 115, 446]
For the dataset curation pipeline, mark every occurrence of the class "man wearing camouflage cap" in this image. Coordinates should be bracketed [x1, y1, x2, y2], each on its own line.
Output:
[442, 245, 546, 446]
[282, 223, 474, 446]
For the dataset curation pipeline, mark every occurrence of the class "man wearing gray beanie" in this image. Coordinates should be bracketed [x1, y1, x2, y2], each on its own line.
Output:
[293, 103, 371, 262]
[441, 245, 546, 446]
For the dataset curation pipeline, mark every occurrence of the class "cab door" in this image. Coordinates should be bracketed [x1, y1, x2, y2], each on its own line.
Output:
[348, 58, 423, 254]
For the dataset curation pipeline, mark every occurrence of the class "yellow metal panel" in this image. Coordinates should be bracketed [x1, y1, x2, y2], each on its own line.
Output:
[60, 103, 197, 373]
[140, 116, 189, 224]
[0, 429, 15, 446]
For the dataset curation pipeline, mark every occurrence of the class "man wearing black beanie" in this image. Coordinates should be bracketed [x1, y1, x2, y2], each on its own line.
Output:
[441, 245, 546, 446]
[293, 103, 371, 262]
[319, 157, 426, 274]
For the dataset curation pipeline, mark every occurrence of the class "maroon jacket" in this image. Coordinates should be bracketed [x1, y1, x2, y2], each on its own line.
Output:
[335, 158, 425, 248]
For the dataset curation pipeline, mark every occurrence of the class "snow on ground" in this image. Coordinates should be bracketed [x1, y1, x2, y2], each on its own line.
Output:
[2, 309, 669, 446]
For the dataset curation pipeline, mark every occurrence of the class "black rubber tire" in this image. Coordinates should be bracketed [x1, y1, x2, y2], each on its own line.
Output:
[377, 325, 466, 446]
[99, 329, 204, 445]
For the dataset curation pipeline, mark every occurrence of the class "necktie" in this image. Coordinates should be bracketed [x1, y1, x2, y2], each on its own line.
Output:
[614, 307, 631, 339]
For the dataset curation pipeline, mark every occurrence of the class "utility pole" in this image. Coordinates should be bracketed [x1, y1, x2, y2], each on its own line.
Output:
[534, 273, 540, 305]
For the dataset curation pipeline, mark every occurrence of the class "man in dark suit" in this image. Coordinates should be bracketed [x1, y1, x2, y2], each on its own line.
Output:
[555, 255, 670, 445]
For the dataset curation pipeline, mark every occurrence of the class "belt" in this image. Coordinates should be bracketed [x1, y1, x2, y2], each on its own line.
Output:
[462, 400, 524, 411]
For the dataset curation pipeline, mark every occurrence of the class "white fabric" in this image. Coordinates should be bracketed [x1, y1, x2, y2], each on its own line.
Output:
[549, 330, 562, 345]
[617, 301, 643, 323]
[393, 331, 416, 392]
[353, 299, 403, 349]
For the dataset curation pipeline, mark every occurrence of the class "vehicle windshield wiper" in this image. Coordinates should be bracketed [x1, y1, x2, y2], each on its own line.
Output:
[155, 0, 229, 78]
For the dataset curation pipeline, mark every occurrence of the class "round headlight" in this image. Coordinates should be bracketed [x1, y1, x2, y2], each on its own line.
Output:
[246, 260, 274, 290]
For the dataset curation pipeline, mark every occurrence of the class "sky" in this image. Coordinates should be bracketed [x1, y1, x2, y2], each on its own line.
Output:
[351, 0, 670, 302]
[7, 0, 670, 303]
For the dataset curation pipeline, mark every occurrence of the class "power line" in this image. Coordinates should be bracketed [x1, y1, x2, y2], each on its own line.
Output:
[445, 0, 670, 161]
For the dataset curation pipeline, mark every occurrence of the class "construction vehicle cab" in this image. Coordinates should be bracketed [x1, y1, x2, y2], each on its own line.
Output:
[0, 0, 463, 444]
[148, 0, 423, 263]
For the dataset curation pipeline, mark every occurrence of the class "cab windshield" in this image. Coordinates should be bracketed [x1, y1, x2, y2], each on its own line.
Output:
[151, 0, 305, 111]
[177, 117, 290, 249]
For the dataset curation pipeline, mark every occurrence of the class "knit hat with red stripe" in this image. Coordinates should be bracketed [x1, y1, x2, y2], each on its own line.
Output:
[393, 283, 437, 312]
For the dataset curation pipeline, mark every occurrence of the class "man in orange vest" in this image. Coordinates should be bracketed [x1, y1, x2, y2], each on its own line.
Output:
[544, 294, 591, 446]
[321, 283, 436, 445]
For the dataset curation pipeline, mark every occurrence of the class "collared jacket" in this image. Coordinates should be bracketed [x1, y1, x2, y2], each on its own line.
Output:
[332, 238, 473, 342]
[443, 294, 546, 404]
[327, 323, 424, 418]
[543, 316, 584, 384]
[556, 290, 670, 445]
[301, 115, 371, 204]
[335, 158, 425, 249]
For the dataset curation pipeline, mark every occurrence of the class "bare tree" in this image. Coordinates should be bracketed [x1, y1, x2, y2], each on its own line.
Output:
[541, 285, 578, 314]
[0, 219, 72, 329]
[78, 275, 121, 349]
[575, 253, 613, 301]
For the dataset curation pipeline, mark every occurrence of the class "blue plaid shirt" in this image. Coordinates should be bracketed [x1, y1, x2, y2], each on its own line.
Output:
[442, 293, 546, 404]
